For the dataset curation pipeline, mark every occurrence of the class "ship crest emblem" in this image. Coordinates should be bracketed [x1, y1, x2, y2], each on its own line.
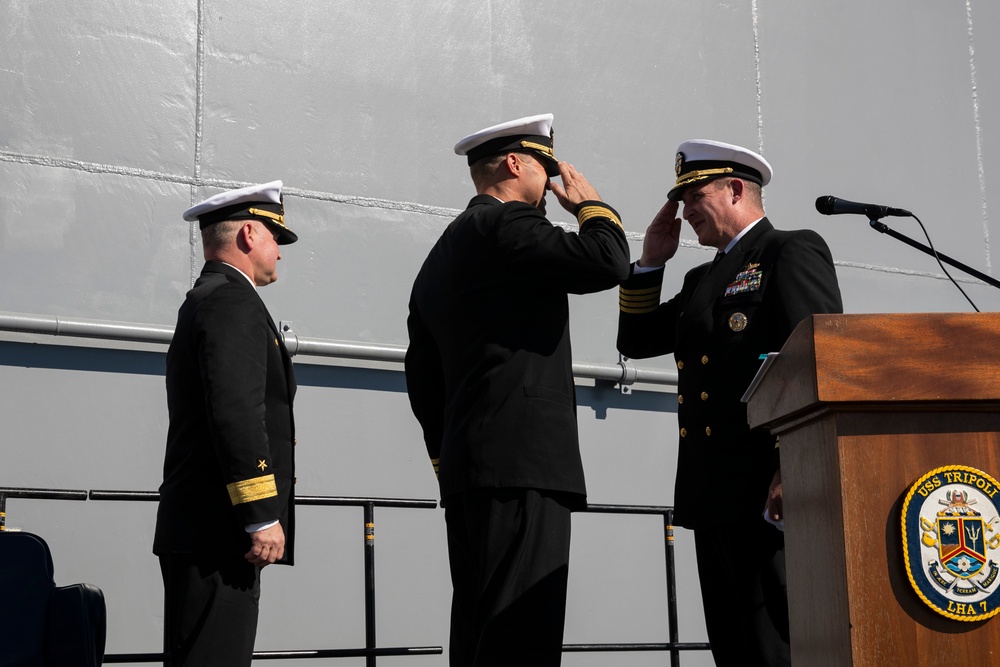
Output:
[902, 465, 1000, 621]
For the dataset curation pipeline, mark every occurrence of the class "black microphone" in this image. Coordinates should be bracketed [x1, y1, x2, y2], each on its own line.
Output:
[815, 195, 912, 218]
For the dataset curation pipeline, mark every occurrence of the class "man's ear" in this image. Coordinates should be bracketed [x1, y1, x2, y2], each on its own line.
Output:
[729, 178, 745, 204]
[504, 152, 521, 177]
[236, 221, 256, 251]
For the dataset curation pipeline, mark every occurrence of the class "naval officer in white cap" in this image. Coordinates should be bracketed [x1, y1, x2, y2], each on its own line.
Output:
[405, 114, 630, 666]
[154, 181, 298, 666]
[617, 140, 843, 666]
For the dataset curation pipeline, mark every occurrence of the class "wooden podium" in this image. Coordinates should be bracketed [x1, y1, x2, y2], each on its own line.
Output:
[746, 313, 1000, 666]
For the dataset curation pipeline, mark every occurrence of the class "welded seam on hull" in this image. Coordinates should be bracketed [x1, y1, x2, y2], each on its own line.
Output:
[0, 150, 459, 219]
[834, 260, 986, 284]
[194, 0, 205, 187]
[752, 0, 765, 159]
[966, 0, 991, 274]
[190, 0, 208, 286]
[1, 153, 965, 278]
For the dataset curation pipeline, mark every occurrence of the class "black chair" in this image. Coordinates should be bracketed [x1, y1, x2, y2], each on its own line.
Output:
[0, 531, 106, 667]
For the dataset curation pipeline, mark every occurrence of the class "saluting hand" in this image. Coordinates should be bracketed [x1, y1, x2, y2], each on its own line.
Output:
[550, 161, 601, 213]
[246, 522, 285, 567]
[639, 200, 682, 268]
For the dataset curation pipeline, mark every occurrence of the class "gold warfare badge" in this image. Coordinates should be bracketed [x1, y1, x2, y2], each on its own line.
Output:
[901, 465, 1000, 621]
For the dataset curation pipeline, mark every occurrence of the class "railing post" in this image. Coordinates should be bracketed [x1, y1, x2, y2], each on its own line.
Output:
[664, 509, 679, 667]
[364, 501, 377, 667]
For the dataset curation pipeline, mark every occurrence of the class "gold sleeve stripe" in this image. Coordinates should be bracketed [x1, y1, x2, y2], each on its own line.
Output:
[577, 205, 623, 230]
[620, 294, 661, 306]
[620, 295, 660, 306]
[619, 295, 660, 307]
[227, 474, 278, 506]
[619, 285, 661, 313]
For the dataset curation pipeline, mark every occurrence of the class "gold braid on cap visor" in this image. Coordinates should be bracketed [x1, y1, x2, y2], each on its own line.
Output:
[248, 207, 286, 228]
[520, 140, 554, 158]
[674, 167, 735, 189]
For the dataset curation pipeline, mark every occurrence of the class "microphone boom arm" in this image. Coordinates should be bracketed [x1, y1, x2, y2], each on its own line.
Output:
[868, 219, 1000, 289]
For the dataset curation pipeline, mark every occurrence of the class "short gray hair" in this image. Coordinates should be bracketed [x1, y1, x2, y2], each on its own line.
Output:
[200, 219, 242, 252]
[470, 153, 511, 190]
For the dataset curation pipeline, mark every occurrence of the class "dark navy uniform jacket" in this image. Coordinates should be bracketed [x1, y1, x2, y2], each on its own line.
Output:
[617, 219, 842, 528]
[405, 195, 630, 508]
[154, 261, 296, 563]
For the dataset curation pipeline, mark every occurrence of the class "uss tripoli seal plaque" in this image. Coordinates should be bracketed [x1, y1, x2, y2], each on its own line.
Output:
[901, 464, 1000, 621]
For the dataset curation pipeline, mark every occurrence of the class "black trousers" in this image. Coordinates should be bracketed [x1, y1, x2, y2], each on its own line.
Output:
[159, 554, 261, 667]
[444, 488, 573, 667]
[693, 520, 790, 667]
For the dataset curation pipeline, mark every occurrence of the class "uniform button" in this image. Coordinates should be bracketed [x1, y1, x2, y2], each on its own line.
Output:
[701, 392, 709, 401]
[677, 394, 684, 404]
[294, 439, 298, 447]
[294, 477, 298, 484]
[677, 360, 685, 370]
[680, 428, 687, 437]
[705, 427, 712, 436]
[701, 355, 709, 365]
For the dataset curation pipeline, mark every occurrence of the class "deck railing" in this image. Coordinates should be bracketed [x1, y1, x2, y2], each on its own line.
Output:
[0, 311, 678, 390]
[0, 487, 710, 666]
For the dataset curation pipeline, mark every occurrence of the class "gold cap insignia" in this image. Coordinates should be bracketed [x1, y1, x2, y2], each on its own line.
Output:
[675, 152, 685, 178]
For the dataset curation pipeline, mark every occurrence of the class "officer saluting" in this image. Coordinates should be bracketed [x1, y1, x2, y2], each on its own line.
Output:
[617, 140, 843, 667]
[406, 113, 630, 666]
